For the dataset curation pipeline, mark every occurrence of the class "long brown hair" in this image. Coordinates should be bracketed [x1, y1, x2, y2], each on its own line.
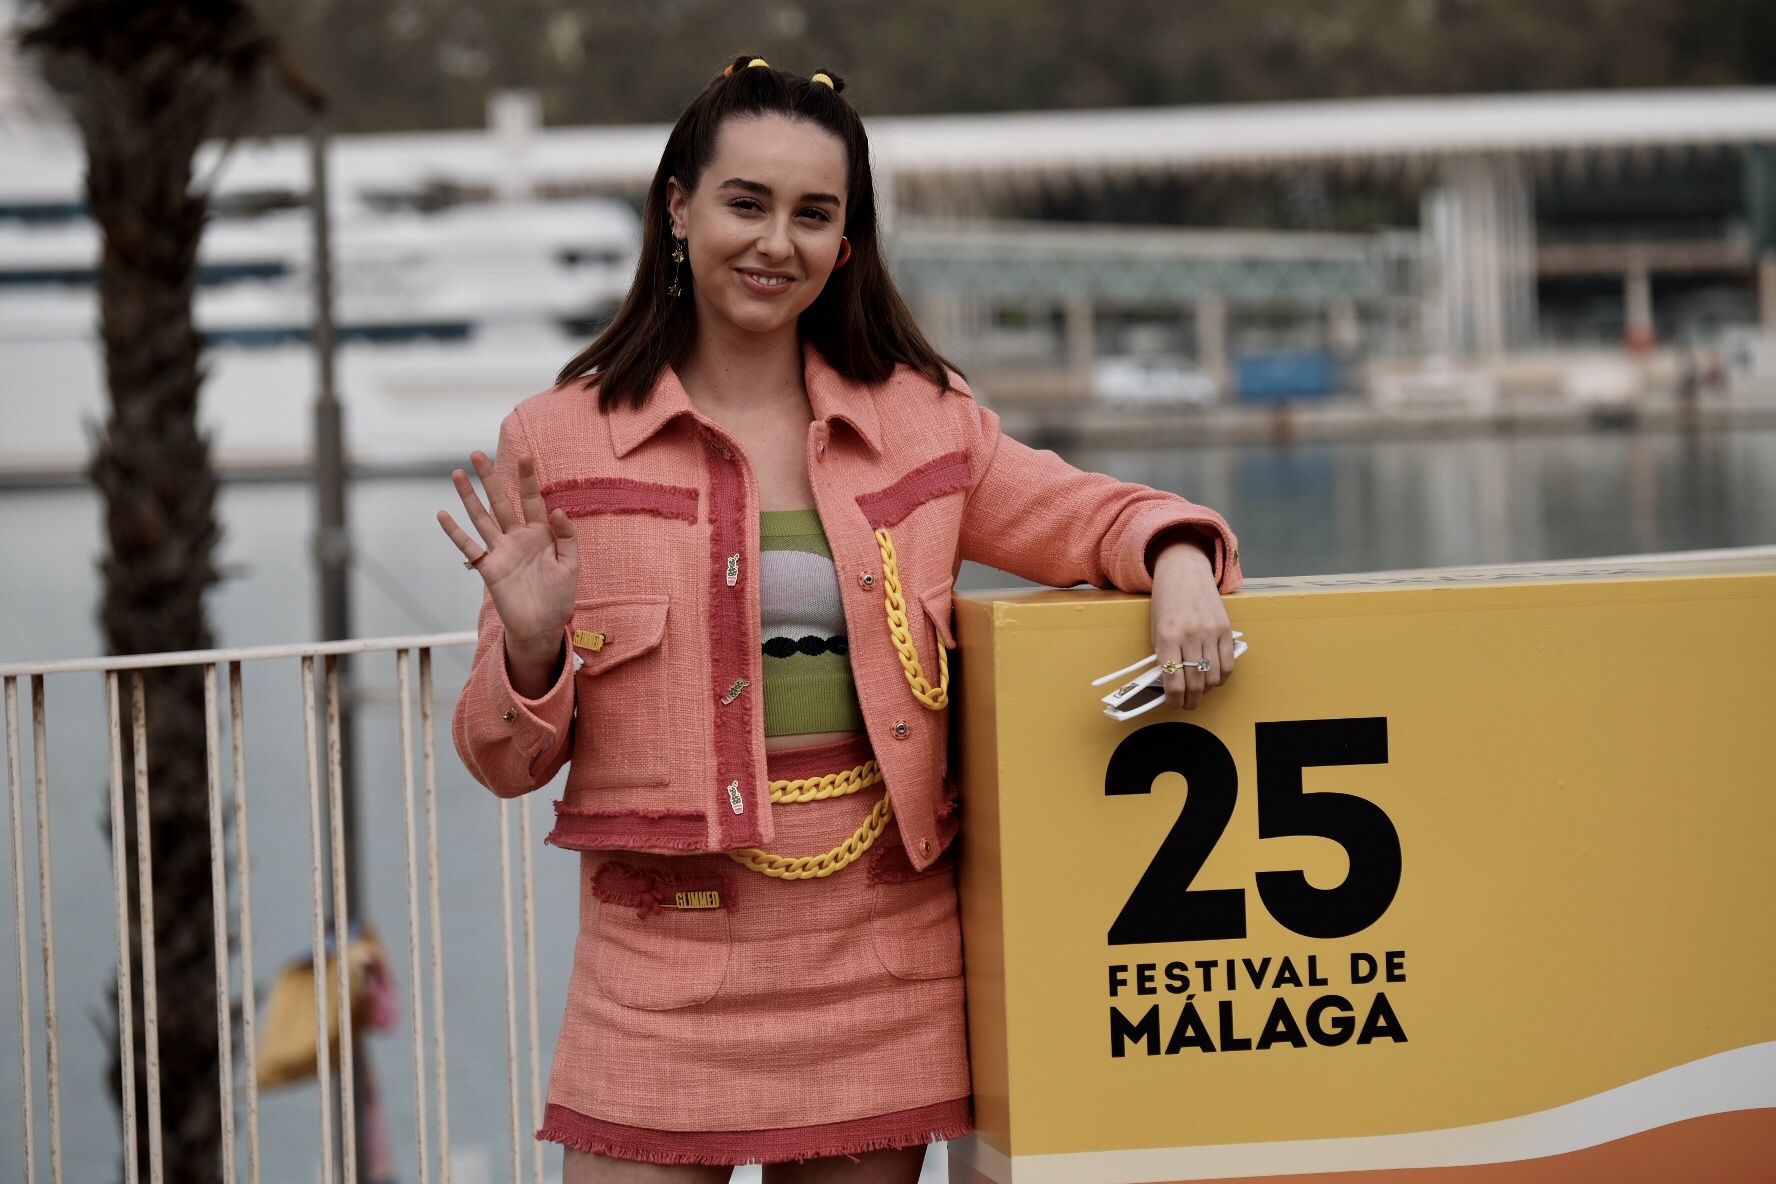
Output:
[556, 55, 962, 410]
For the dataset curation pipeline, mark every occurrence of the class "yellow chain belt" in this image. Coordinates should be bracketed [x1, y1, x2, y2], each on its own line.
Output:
[727, 759, 889, 879]
[727, 529, 944, 880]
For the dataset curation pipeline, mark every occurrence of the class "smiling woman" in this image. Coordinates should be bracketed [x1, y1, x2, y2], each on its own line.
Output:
[439, 52, 1242, 1184]
[667, 121, 851, 332]
[552, 57, 949, 417]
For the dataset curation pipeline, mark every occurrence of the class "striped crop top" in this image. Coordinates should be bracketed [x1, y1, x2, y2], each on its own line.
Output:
[758, 509, 865, 737]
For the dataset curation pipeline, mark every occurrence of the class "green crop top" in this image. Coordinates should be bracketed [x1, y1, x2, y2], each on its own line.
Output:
[758, 509, 866, 737]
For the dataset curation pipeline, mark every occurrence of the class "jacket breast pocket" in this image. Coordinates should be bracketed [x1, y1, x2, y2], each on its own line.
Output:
[570, 595, 671, 788]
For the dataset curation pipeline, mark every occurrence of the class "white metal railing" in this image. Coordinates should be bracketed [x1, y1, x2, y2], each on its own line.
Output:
[0, 631, 562, 1184]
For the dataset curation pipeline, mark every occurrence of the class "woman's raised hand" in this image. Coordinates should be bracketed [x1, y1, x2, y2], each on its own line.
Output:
[437, 449, 579, 665]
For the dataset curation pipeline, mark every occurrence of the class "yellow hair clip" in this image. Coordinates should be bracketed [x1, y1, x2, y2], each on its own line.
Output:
[811, 72, 834, 88]
[747, 58, 770, 69]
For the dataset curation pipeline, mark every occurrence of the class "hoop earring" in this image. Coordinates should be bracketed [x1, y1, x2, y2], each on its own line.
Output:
[835, 236, 852, 269]
[668, 234, 687, 297]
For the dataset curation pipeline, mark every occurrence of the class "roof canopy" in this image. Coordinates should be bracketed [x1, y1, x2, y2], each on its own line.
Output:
[6, 87, 1776, 204]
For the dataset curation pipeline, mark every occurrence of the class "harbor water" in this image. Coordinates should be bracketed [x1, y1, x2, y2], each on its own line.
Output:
[1, 423, 1773, 1182]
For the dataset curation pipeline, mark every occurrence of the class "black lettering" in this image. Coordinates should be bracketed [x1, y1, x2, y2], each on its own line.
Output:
[1253, 719, 1401, 939]
[1351, 952, 1379, 984]
[1111, 1004, 1160, 1057]
[1217, 1000, 1252, 1051]
[1106, 724, 1246, 944]
[1256, 997, 1308, 1050]
[1307, 995, 1356, 1046]
[1273, 956, 1303, 988]
[1240, 956, 1272, 990]
[1359, 993, 1408, 1044]
[1385, 950, 1407, 983]
[1165, 998, 1216, 1054]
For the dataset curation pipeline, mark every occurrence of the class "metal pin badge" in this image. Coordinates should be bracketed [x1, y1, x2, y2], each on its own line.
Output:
[672, 890, 721, 910]
[726, 780, 745, 814]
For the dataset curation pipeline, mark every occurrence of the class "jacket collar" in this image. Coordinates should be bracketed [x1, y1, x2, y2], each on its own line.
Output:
[606, 339, 884, 459]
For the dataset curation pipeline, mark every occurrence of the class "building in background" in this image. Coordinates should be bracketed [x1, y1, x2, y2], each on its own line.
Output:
[5, 12, 1776, 475]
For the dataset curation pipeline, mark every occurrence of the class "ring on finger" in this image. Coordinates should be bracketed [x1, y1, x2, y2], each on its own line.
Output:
[463, 549, 489, 570]
[1160, 658, 1211, 673]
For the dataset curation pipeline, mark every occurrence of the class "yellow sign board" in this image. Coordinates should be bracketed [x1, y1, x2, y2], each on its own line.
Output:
[950, 553, 1776, 1183]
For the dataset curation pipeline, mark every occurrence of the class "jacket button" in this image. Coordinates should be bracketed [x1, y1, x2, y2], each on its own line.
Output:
[502, 708, 518, 723]
[816, 441, 827, 458]
[892, 720, 909, 739]
[859, 571, 875, 590]
[1232, 546, 1241, 563]
[919, 838, 932, 855]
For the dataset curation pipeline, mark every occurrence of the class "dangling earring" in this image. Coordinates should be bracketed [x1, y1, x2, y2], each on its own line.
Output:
[667, 233, 687, 297]
[834, 236, 852, 269]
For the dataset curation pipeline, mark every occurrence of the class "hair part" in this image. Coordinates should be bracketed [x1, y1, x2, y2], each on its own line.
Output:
[555, 55, 962, 410]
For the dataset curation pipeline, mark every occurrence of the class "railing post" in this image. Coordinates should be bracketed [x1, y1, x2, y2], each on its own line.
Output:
[128, 671, 166, 1184]
[202, 664, 237, 1184]
[227, 661, 264, 1184]
[6, 675, 38, 1184]
[104, 673, 140, 1184]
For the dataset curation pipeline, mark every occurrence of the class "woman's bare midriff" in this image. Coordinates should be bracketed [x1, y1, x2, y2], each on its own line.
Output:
[764, 728, 865, 752]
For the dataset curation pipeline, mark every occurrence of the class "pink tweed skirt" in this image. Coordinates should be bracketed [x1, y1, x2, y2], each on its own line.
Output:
[536, 734, 974, 1165]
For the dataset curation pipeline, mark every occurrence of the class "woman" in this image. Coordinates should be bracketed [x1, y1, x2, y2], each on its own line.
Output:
[439, 56, 1243, 1183]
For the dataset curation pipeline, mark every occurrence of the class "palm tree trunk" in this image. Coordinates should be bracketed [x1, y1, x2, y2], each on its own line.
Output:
[23, 4, 272, 1180]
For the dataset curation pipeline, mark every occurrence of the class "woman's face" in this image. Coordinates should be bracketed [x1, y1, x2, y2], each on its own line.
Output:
[666, 113, 850, 342]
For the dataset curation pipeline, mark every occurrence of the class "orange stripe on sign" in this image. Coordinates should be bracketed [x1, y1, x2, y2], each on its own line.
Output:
[966, 1108, 1776, 1184]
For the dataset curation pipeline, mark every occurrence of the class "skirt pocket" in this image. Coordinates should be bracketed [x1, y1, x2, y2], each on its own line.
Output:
[588, 861, 733, 1010]
[867, 853, 963, 982]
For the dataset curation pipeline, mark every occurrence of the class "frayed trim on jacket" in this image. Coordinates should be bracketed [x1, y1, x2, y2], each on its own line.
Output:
[542, 476, 700, 523]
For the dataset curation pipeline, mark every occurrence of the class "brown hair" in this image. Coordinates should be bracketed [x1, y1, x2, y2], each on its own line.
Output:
[555, 55, 962, 410]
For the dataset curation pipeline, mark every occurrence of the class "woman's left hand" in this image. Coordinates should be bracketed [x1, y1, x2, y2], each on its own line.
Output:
[1150, 541, 1235, 711]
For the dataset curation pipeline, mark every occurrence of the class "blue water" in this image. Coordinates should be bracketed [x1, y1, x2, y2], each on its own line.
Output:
[2, 424, 1772, 1183]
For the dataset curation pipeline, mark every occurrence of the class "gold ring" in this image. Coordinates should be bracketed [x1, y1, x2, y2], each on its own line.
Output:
[1158, 660, 1187, 674]
[463, 550, 487, 570]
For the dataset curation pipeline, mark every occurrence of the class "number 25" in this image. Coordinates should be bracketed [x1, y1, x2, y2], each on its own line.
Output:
[1106, 718, 1400, 944]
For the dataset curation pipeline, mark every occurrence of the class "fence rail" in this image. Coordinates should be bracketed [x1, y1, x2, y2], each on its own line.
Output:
[1, 630, 562, 1184]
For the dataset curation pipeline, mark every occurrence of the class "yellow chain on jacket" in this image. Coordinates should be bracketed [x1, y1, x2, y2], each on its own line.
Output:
[875, 528, 949, 710]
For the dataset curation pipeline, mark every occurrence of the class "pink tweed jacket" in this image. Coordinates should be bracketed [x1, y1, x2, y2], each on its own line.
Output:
[452, 340, 1243, 872]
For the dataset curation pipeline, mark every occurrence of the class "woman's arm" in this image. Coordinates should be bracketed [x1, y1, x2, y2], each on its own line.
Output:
[956, 400, 1243, 595]
[957, 398, 1242, 711]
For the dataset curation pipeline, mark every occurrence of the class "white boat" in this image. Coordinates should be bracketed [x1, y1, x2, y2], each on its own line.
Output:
[1, 86, 643, 480]
[0, 191, 641, 476]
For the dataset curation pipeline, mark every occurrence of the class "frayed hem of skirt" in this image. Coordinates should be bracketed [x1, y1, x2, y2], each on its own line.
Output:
[536, 1097, 973, 1166]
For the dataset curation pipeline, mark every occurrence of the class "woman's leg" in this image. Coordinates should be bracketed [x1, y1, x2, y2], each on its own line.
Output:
[762, 1146, 925, 1184]
[562, 1147, 734, 1183]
